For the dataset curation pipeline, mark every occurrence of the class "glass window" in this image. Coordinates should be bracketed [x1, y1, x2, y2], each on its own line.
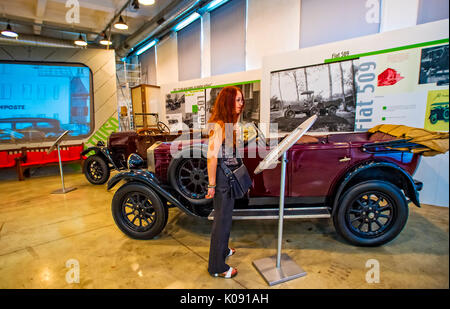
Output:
[16, 122, 33, 130]
[0, 123, 12, 130]
[36, 122, 54, 129]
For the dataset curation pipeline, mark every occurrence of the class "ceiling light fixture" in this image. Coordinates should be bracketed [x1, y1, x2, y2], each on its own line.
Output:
[174, 12, 201, 32]
[138, 0, 155, 5]
[1, 23, 19, 38]
[136, 39, 158, 56]
[205, 0, 228, 12]
[74, 34, 88, 46]
[99, 32, 112, 46]
[114, 15, 128, 30]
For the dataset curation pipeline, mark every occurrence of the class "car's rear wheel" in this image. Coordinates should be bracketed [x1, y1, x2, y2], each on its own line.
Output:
[111, 182, 168, 239]
[83, 155, 110, 184]
[333, 180, 408, 246]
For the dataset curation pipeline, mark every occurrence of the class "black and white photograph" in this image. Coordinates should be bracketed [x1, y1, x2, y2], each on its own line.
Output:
[270, 60, 357, 133]
[206, 82, 261, 124]
[419, 44, 449, 86]
[165, 92, 193, 130]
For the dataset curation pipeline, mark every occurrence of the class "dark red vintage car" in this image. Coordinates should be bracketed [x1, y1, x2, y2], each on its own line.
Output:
[107, 122, 423, 247]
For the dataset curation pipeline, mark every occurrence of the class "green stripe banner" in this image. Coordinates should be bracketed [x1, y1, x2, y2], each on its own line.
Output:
[170, 80, 261, 93]
[324, 38, 449, 63]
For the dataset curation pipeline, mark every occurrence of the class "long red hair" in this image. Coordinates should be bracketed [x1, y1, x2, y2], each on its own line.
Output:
[207, 86, 244, 145]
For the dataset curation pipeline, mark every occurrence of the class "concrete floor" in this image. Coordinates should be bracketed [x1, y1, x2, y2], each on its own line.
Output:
[0, 170, 448, 289]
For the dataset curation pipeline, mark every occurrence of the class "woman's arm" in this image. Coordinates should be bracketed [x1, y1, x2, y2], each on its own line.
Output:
[206, 122, 223, 199]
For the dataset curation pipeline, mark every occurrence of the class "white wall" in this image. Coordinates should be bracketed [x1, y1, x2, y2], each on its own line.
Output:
[381, 0, 420, 32]
[246, 0, 300, 70]
[155, 32, 179, 85]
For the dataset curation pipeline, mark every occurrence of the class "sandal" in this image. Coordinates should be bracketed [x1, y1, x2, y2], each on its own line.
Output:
[213, 267, 238, 279]
[227, 248, 236, 257]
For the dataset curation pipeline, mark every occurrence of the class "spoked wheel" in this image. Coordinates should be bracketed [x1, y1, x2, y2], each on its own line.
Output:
[346, 192, 395, 237]
[177, 158, 208, 200]
[333, 180, 408, 246]
[83, 155, 110, 184]
[112, 182, 168, 239]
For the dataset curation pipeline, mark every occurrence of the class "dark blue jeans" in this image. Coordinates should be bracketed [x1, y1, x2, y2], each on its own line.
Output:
[208, 164, 236, 274]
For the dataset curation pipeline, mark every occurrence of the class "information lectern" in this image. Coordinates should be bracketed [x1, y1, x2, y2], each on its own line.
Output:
[252, 115, 318, 286]
[47, 130, 77, 194]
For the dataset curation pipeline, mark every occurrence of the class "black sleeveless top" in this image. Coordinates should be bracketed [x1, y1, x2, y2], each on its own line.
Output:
[219, 140, 242, 171]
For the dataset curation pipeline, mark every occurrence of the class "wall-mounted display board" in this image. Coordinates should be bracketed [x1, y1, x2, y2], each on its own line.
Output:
[269, 40, 449, 134]
[261, 19, 449, 207]
[262, 20, 449, 136]
[160, 70, 261, 132]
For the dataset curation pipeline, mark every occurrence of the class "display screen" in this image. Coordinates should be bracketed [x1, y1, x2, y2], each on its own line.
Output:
[0, 61, 93, 143]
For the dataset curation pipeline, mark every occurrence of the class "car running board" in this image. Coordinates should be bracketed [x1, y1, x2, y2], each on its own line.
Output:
[207, 207, 331, 221]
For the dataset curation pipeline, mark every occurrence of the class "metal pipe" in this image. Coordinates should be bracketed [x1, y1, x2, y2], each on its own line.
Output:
[277, 151, 288, 268]
[116, 0, 200, 57]
[0, 34, 78, 48]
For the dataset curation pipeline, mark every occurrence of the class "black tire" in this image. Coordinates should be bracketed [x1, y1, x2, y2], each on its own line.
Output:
[333, 180, 409, 247]
[429, 112, 438, 124]
[328, 106, 337, 115]
[83, 155, 110, 185]
[284, 109, 295, 119]
[111, 182, 168, 240]
[168, 155, 211, 206]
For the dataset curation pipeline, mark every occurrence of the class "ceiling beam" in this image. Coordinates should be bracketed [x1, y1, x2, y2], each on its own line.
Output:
[34, 0, 47, 35]
[49, 0, 151, 18]
[36, 0, 48, 17]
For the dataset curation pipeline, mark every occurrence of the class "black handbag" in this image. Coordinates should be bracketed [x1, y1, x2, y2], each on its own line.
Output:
[219, 158, 252, 199]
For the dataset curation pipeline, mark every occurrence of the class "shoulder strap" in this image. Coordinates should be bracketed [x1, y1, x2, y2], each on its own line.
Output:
[219, 159, 234, 180]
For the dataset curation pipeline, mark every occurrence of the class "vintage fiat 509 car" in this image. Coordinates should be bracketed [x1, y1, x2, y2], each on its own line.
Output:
[108, 122, 424, 247]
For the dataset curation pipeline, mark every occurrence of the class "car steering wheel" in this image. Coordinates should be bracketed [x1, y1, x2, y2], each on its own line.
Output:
[254, 115, 317, 175]
[157, 121, 170, 134]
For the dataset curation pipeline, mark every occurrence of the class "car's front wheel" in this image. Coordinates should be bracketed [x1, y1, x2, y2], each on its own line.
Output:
[333, 180, 409, 246]
[111, 182, 168, 239]
[83, 155, 110, 184]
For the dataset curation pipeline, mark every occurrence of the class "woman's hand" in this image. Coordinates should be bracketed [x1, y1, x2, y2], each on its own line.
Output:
[205, 187, 215, 199]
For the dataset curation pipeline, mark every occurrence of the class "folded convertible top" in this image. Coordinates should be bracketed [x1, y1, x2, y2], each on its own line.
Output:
[367, 124, 449, 156]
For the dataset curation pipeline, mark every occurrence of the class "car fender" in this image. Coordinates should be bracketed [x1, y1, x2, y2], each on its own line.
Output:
[107, 170, 203, 219]
[81, 147, 118, 170]
[331, 161, 421, 217]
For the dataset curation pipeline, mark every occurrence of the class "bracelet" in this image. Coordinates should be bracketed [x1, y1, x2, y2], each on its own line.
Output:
[208, 184, 216, 188]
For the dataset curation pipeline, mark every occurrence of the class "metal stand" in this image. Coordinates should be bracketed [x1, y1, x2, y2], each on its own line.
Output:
[49, 131, 77, 194]
[252, 152, 306, 286]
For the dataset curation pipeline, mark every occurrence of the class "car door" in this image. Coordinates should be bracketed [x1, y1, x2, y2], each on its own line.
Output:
[288, 141, 351, 198]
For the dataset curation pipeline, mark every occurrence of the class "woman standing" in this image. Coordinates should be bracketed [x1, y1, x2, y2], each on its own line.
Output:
[205, 86, 245, 279]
